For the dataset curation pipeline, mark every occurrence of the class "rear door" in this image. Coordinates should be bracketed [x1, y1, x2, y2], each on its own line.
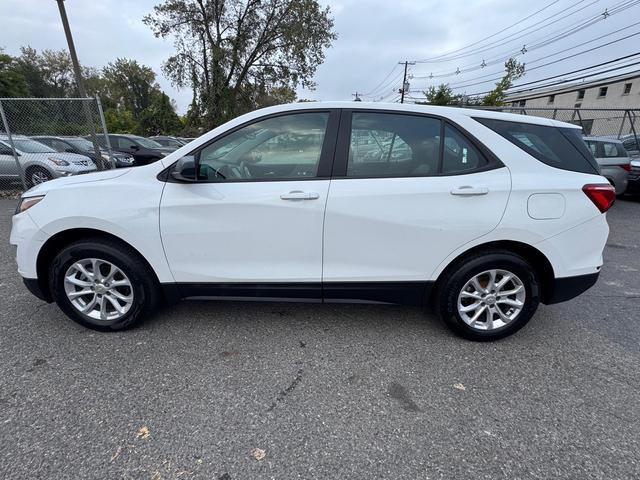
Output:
[160, 110, 339, 298]
[322, 110, 511, 303]
[0, 141, 20, 177]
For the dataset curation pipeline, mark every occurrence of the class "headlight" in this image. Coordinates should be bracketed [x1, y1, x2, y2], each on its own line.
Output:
[15, 195, 45, 214]
[47, 157, 70, 166]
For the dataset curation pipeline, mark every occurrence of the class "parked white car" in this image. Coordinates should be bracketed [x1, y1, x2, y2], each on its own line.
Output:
[0, 135, 96, 186]
[10, 102, 614, 340]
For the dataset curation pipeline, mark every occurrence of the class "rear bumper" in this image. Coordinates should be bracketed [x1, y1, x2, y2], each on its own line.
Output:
[545, 272, 600, 305]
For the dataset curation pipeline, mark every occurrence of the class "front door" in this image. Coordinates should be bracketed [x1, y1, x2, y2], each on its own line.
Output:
[322, 110, 511, 303]
[160, 110, 338, 299]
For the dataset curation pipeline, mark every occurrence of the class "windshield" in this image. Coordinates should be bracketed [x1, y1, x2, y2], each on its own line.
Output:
[131, 136, 163, 148]
[11, 139, 56, 154]
[66, 138, 96, 151]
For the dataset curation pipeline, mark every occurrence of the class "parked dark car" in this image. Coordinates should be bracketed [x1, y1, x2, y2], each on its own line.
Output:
[89, 134, 176, 166]
[33, 136, 135, 169]
[620, 134, 640, 158]
[150, 136, 186, 148]
[626, 159, 640, 194]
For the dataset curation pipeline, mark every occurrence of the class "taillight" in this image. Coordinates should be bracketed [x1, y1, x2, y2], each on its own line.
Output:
[621, 163, 631, 172]
[583, 184, 616, 213]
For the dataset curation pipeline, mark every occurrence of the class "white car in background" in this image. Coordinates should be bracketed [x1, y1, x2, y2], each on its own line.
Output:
[10, 102, 614, 341]
[0, 135, 96, 187]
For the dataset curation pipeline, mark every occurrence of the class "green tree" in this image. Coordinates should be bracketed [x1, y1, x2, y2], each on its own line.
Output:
[422, 83, 461, 105]
[143, 0, 336, 127]
[139, 92, 183, 135]
[482, 58, 525, 106]
[104, 108, 138, 133]
[0, 50, 30, 97]
[102, 58, 158, 118]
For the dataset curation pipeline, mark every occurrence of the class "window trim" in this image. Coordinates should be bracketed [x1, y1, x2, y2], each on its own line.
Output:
[331, 108, 503, 179]
[164, 109, 340, 184]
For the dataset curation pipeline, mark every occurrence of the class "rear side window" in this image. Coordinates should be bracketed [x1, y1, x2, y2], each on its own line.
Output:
[602, 142, 628, 158]
[475, 117, 599, 174]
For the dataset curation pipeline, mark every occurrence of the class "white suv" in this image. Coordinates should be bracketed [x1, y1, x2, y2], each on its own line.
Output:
[10, 102, 614, 340]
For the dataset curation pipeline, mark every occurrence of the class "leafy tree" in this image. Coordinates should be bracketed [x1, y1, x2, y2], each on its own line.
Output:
[139, 92, 183, 135]
[143, 0, 337, 127]
[102, 58, 158, 118]
[0, 50, 30, 97]
[422, 83, 461, 106]
[104, 108, 138, 133]
[482, 58, 525, 106]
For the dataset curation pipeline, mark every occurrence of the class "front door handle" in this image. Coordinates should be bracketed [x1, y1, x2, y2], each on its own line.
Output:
[450, 186, 489, 196]
[280, 190, 320, 201]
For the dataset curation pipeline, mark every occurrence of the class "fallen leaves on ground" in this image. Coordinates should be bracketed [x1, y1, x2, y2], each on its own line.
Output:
[137, 426, 150, 440]
[453, 383, 466, 391]
[251, 448, 266, 461]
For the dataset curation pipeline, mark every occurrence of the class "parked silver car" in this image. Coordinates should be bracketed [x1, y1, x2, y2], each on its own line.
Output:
[0, 135, 96, 187]
[583, 136, 630, 195]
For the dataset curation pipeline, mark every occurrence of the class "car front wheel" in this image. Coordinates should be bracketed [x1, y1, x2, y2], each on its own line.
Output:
[436, 251, 540, 341]
[49, 238, 159, 331]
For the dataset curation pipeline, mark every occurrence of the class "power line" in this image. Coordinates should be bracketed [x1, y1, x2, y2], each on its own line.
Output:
[467, 59, 640, 97]
[449, 31, 640, 91]
[447, 20, 640, 87]
[413, 0, 594, 63]
[361, 64, 400, 97]
[412, 0, 561, 63]
[411, 0, 640, 80]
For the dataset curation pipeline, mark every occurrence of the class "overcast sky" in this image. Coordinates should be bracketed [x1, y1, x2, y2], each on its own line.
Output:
[3, 0, 639, 112]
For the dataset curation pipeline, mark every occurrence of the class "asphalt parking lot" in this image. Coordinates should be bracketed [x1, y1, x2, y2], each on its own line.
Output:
[0, 197, 639, 480]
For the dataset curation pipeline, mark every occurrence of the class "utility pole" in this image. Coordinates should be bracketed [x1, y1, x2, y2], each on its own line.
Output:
[55, 0, 109, 170]
[351, 92, 363, 102]
[398, 61, 415, 104]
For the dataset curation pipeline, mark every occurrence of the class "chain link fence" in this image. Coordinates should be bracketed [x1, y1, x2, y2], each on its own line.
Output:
[0, 97, 114, 193]
[476, 107, 640, 157]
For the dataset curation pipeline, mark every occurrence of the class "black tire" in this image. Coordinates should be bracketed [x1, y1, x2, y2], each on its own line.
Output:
[27, 167, 53, 187]
[435, 250, 540, 341]
[49, 238, 159, 331]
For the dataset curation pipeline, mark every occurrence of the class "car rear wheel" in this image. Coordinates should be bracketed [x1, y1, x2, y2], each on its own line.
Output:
[436, 251, 540, 341]
[49, 238, 159, 331]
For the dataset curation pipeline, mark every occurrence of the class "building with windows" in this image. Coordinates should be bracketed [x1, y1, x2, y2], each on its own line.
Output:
[504, 71, 640, 136]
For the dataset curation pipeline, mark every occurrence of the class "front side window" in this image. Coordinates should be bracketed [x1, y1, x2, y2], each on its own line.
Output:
[442, 125, 487, 174]
[347, 113, 441, 177]
[195, 112, 329, 181]
[116, 137, 138, 150]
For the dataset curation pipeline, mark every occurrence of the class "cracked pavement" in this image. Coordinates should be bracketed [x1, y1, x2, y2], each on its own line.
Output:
[0, 196, 639, 479]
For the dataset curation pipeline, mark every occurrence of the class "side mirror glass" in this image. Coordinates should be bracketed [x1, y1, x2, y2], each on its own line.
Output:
[170, 156, 196, 182]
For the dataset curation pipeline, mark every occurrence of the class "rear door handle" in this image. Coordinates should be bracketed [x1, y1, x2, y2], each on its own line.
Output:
[280, 190, 320, 201]
[450, 186, 489, 196]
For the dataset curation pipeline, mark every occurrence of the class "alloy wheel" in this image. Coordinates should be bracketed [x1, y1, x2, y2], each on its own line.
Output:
[63, 258, 134, 322]
[457, 269, 526, 331]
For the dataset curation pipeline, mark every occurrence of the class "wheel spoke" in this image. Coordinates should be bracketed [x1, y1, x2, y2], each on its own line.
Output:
[495, 306, 511, 322]
[75, 263, 93, 281]
[469, 305, 487, 323]
[109, 289, 132, 302]
[91, 259, 102, 281]
[65, 275, 92, 288]
[487, 270, 497, 291]
[460, 291, 482, 301]
[497, 298, 523, 308]
[471, 277, 486, 294]
[99, 297, 108, 320]
[459, 302, 481, 313]
[105, 294, 125, 314]
[486, 307, 494, 330]
[68, 289, 93, 299]
[109, 279, 129, 287]
[81, 296, 97, 313]
[495, 274, 513, 290]
[499, 285, 524, 297]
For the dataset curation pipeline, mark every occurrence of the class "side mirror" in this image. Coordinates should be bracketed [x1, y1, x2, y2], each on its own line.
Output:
[170, 156, 196, 182]
[131, 144, 140, 151]
[65, 147, 75, 153]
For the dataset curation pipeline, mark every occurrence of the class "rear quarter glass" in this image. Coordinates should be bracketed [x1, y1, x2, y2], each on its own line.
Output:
[474, 117, 599, 175]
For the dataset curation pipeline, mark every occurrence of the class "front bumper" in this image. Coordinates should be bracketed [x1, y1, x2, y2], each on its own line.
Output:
[545, 272, 600, 304]
[23, 277, 52, 302]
